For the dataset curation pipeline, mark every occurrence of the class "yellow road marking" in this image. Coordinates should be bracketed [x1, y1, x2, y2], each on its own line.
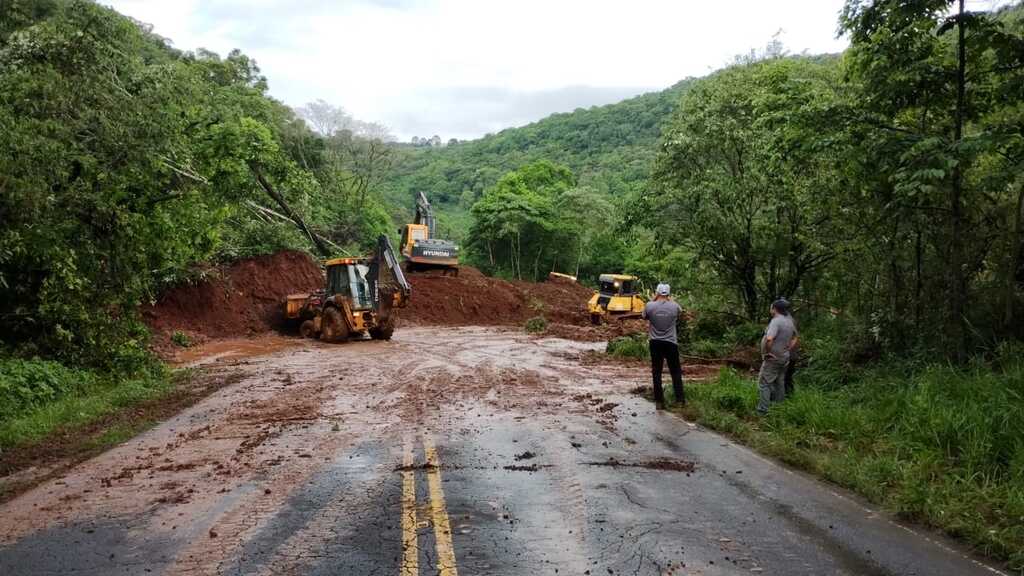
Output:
[401, 435, 418, 576]
[424, 434, 459, 576]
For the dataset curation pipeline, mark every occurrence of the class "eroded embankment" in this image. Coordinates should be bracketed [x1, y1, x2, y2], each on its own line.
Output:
[143, 251, 636, 349]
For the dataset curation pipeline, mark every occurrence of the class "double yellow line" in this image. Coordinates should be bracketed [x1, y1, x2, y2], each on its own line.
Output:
[401, 434, 459, 576]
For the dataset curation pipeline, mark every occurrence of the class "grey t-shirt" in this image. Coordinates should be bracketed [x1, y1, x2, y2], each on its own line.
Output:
[762, 314, 797, 361]
[643, 299, 681, 344]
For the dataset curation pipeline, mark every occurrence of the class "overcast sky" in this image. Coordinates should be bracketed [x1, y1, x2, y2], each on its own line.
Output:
[104, 0, 852, 141]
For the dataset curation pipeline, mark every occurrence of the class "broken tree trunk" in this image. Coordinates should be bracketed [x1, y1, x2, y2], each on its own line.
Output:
[248, 162, 332, 258]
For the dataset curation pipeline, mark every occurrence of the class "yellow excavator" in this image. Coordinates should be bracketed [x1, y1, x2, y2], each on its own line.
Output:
[587, 274, 646, 324]
[285, 235, 410, 342]
[400, 192, 459, 275]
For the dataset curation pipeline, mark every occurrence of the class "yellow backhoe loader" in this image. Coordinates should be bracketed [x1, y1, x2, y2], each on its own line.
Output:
[285, 235, 411, 342]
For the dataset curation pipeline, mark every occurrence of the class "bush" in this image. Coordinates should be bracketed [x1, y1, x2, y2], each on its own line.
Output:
[0, 358, 96, 420]
[725, 322, 763, 346]
[525, 316, 547, 333]
[690, 338, 733, 359]
[606, 333, 650, 359]
[171, 330, 192, 348]
[692, 314, 731, 341]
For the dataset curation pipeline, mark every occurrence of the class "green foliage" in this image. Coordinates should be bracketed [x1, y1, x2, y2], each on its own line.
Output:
[381, 81, 690, 228]
[0, 358, 95, 420]
[524, 316, 547, 334]
[683, 354, 1024, 569]
[171, 331, 191, 348]
[467, 161, 578, 280]
[0, 363, 169, 449]
[642, 56, 843, 320]
[0, 1, 396, 372]
[606, 333, 650, 359]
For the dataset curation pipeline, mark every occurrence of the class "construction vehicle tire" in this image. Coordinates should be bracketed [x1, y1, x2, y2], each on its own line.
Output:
[590, 313, 602, 326]
[299, 320, 317, 339]
[369, 316, 396, 341]
[320, 307, 349, 343]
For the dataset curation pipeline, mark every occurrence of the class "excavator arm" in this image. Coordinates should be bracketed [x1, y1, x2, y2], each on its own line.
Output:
[369, 234, 411, 313]
[414, 191, 436, 238]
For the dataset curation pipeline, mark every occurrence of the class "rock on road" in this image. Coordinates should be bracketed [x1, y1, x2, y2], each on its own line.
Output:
[0, 327, 1008, 575]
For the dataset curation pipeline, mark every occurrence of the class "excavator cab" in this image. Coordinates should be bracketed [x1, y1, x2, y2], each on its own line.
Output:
[587, 274, 646, 324]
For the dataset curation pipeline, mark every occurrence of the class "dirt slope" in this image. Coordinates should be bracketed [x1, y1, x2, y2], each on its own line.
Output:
[142, 251, 323, 346]
[144, 252, 601, 342]
[403, 267, 594, 326]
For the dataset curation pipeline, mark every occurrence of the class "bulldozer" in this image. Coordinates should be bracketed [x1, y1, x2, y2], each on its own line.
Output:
[399, 192, 459, 275]
[285, 235, 411, 342]
[587, 274, 646, 324]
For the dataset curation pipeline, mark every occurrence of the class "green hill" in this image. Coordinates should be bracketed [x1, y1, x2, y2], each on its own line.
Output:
[381, 80, 693, 237]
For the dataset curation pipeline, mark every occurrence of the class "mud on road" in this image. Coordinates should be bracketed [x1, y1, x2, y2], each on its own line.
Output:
[0, 327, 1008, 575]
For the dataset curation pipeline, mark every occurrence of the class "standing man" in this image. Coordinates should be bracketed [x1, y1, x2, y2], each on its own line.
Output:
[757, 299, 798, 415]
[644, 283, 685, 410]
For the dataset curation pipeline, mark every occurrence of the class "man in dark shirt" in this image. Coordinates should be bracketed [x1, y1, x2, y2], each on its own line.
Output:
[643, 283, 685, 410]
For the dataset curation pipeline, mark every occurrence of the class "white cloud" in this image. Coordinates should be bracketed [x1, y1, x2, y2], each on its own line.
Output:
[103, 0, 850, 140]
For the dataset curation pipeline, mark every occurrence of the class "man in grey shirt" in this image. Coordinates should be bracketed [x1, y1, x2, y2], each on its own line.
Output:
[643, 283, 685, 409]
[757, 298, 799, 415]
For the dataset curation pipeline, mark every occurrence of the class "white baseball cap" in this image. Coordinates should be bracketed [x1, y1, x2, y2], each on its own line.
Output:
[656, 283, 671, 296]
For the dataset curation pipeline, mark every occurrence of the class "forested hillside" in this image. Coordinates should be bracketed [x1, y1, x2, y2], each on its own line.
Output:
[380, 81, 690, 235]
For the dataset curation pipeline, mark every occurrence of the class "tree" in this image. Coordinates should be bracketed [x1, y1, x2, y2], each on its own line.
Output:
[840, 0, 1024, 354]
[467, 161, 576, 280]
[297, 99, 353, 137]
[643, 58, 841, 319]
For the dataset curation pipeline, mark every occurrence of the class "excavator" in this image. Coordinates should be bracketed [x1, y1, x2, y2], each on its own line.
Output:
[285, 235, 411, 342]
[399, 192, 459, 275]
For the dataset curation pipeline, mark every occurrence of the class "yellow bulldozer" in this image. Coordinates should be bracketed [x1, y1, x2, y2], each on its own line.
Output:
[587, 274, 646, 324]
[285, 235, 411, 342]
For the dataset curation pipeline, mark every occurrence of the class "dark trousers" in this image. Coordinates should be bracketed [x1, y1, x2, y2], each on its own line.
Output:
[784, 350, 799, 396]
[650, 339, 684, 404]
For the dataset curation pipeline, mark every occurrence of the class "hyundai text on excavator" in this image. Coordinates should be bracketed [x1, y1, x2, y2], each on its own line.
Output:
[587, 274, 646, 324]
[399, 192, 459, 275]
[285, 235, 411, 343]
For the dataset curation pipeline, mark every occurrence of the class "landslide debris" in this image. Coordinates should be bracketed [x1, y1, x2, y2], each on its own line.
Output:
[143, 250, 636, 345]
[401, 266, 594, 327]
[143, 250, 323, 351]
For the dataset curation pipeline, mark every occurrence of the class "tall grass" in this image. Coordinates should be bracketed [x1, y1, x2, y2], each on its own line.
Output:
[0, 358, 169, 450]
[682, 355, 1024, 571]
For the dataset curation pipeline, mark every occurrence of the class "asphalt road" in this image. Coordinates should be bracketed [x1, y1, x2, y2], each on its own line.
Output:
[0, 327, 1009, 575]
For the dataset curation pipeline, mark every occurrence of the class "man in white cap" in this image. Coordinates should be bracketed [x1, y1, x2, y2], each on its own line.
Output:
[643, 283, 685, 409]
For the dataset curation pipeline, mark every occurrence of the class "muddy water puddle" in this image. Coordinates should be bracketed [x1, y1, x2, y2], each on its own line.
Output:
[173, 334, 304, 367]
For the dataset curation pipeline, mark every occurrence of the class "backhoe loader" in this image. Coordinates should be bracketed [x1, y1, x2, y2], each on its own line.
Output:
[285, 235, 411, 342]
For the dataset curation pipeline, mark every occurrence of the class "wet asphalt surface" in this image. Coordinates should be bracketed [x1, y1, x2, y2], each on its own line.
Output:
[0, 327, 1010, 575]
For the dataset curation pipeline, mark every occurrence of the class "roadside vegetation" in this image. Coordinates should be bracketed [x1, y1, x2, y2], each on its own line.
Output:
[676, 343, 1024, 571]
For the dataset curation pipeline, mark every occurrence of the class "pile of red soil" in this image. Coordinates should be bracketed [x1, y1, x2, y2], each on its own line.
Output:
[143, 251, 625, 346]
[142, 251, 323, 344]
[403, 267, 594, 327]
